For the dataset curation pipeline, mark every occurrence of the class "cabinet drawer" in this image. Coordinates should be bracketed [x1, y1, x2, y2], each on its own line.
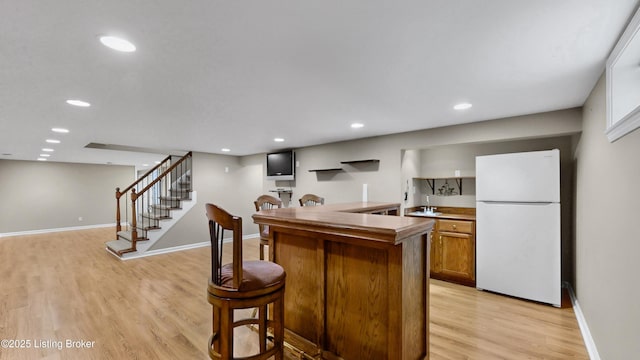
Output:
[438, 219, 474, 234]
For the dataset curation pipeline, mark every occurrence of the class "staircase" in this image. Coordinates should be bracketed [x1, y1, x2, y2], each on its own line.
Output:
[106, 152, 194, 258]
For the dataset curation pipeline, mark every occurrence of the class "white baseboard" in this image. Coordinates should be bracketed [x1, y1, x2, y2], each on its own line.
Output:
[0, 223, 115, 238]
[117, 232, 260, 260]
[120, 241, 211, 260]
[564, 281, 600, 360]
[243, 233, 260, 240]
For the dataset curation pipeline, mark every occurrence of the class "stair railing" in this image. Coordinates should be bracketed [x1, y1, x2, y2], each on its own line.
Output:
[115, 151, 192, 251]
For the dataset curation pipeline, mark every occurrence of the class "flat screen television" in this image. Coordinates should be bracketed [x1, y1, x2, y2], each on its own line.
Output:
[266, 150, 295, 181]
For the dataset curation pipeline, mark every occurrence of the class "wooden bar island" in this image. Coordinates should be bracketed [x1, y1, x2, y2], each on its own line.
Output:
[253, 202, 434, 360]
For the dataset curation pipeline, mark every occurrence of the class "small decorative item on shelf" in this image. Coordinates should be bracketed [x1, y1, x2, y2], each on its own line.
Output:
[437, 180, 458, 196]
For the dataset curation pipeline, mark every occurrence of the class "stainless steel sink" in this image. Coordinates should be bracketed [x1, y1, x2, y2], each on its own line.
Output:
[408, 211, 442, 217]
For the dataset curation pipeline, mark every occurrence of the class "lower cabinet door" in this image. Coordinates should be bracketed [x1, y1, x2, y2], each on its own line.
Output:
[439, 231, 475, 283]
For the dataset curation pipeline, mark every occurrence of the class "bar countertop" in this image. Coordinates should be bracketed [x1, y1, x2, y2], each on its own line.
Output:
[253, 201, 434, 245]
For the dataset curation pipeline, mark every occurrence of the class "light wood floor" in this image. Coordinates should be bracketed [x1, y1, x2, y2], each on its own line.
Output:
[0, 228, 588, 359]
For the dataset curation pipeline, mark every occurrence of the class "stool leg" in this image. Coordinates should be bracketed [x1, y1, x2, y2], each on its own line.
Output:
[259, 305, 267, 353]
[274, 291, 284, 360]
[219, 302, 233, 359]
[259, 243, 265, 260]
[211, 304, 221, 358]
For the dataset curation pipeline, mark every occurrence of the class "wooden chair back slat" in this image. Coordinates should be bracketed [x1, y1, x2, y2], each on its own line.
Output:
[206, 203, 243, 289]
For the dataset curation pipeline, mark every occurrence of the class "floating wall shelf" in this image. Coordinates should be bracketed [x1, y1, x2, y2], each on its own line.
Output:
[269, 189, 292, 194]
[308, 159, 379, 177]
[340, 159, 380, 164]
[309, 168, 343, 172]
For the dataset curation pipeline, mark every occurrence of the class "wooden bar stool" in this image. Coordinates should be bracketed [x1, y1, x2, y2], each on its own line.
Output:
[253, 195, 282, 261]
[298, 194, 324, 207]
[206, 203, 286, 360]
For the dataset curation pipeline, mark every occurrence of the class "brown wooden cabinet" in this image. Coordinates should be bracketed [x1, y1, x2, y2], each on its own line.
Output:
[431, 218, 475, 286]
[406, 206, 476, 287]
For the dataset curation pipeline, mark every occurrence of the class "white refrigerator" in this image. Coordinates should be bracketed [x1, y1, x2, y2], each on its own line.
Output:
[475, 149, 561, 307]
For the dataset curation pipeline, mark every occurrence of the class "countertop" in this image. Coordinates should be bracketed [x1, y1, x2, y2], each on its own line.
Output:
[405, 206, 476, 221]
[253, 202, 434, 245]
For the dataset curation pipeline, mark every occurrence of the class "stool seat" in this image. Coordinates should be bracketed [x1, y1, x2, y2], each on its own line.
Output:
[209, 260, 285, 297]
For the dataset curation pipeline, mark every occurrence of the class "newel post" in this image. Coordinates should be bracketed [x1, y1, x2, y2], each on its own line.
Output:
[115, 187, 122, 232]
[131, 188, 138, 250]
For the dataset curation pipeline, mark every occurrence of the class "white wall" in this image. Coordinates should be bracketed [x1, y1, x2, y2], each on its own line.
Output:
[575, 74, 640, 359]
[401, 149, 421, 212]
[0, 160, 133, 234]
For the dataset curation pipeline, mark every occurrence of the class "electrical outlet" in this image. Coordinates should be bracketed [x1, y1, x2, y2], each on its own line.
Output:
[78, 216, 83, 222]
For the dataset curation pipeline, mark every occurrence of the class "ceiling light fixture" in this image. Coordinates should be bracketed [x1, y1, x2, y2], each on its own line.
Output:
[351, 123, 364, 129]
[99, 36, 136, 52]
[46, 139, 60, 144]
[37, 158, 47, 161]
[39, 154, 51, 157]
[221, 148, 231, 152]
[274, 138, 285, 142]
[453, 102, 472, 110]
[42, 148, 54, 152]
[51, 128, 69, 133]
[66, 99, 91, 107]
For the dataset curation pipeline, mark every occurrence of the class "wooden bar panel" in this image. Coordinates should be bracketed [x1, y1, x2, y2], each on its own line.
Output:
[254, 202, 434, 360]
[275, 232, 320, 344]
[325, 241, 389, 359]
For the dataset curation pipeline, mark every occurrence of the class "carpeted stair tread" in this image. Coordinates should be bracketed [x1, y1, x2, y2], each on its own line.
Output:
[168, 189, 192, 199]
[106, 239, 134, 253]
[141, 212, 171, 220]
[159, 195, 182, 201]
[117, 230, 148, 241]
[136, 217, 161, 230]
[150, 204, 173, 210]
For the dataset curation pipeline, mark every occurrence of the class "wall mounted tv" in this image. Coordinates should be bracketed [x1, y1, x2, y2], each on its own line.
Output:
[266, 150, 295, 181]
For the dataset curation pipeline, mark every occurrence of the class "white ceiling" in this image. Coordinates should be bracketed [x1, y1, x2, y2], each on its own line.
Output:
[1, 0, 639, 168]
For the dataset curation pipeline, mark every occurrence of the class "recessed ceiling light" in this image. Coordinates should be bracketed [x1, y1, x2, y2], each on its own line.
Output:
[154, 161, 161, 164]
[351, 123, 364, 129]
[42, 148, 54, 152]
[37, 158, 47, 161]
[453, 102, 472, 110]
[221, 148, 231, 152]
[46, 139, 60, 144]
[274, 138, 285, 142]
[51, 128, 69, 133]
[39, 154, 51, 157]
[142, 164, 149, 167]
[66, 99, 91, 107]
[99, 36, 136, 52]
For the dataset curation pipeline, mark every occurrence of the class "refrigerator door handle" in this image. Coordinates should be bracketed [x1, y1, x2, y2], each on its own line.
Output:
[479, 201, 555, 205]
